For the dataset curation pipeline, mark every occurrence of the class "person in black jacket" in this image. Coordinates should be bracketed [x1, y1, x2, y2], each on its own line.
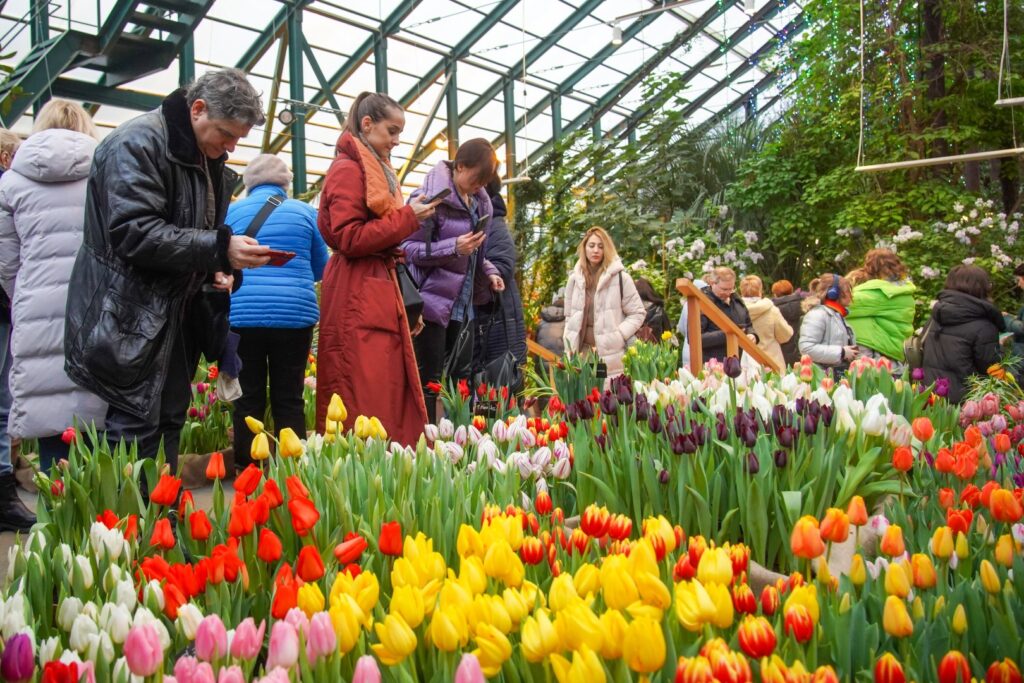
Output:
[64, 69, 271, 470]
[699, 266, 757, 364]
[473, 177, 527, 390]
[634, 277, 671, 340]
[922, 264, 1007, 403]
[771, 278, 808, 366]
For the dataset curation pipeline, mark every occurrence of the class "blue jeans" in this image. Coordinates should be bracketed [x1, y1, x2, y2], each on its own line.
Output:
[0, 317, 12, 476]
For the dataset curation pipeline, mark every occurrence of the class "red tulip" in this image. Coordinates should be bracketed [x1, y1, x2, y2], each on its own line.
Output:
[783, 604, 814, 643]
[286, 475, 310, 500]
[875, 653, 906, 683]
[946, 508, 973, 536]
[760, 585, 780, 616]
[296, 545, 325, 582]
[911, 417, 934, 443]
[150, 474, 182, 507]
[206, 451, 226, 479]
[987, 658, 1023, 683]
[379, 521, 403, 556]
[41, 661, 80, 683]
[189, 510, 212, 541]
[938, 488, 955, 510]
[535, 491, 552, 516]
[334, 532, 368, 565]
[732, 583, 757, 614]
[234, 465, 263, 497]
[519, 536, 544, 565]
[262, 479, 284, 508]
[937, 651, 971, 683]
[149, 518, 175, 550]
[228, 497, 255, 538]
[271, 563, 299, 619]
[737, 615, 776, 658]
[289, 497, 320, 537]
[891, 446, 913, 472]
[257, 528, 282, 563]
[251, 495, 270, 526]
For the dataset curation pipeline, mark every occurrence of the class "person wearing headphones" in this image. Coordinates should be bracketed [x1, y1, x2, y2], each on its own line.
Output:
[798, 273, 859, 372]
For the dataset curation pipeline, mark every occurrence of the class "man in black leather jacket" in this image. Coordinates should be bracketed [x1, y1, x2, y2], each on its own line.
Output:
[65, 69, 271, 469]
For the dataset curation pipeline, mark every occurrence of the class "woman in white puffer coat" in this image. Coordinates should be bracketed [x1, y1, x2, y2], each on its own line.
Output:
[0, 100, 107, 470]
[563, 226, 646, 380]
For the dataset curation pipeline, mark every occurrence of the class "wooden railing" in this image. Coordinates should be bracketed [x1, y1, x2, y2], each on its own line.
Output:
[677, 278, 782, 375]
[526, 338, 559, 363]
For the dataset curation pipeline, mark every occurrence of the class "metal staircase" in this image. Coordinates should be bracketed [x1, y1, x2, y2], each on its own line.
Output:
[0, 0, 216, 126]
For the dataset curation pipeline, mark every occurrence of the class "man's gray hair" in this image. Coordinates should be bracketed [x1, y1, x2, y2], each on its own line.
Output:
[187, 68, 266, 127]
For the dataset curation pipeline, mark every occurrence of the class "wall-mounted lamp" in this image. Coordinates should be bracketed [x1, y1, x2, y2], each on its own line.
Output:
[611, 23, 623, 46]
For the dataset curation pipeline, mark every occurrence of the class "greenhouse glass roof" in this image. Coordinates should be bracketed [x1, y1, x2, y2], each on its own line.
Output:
[0, 0, 806, 192]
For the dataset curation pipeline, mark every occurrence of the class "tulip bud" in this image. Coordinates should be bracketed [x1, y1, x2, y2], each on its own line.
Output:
[980, 559, 1001, 594]
[849, 553, 866, 587]
[951, 604, 967, 635]
[932, 595, 946, 618]
[954, 532, 969, 560]
[244, 416, 264, 434]
[251, 432, 270, 461]
[995, 534, 1016, 568]
[930, 526, 954, 560]
[327, 393, 348, 424]
[882, 595, 913, 638]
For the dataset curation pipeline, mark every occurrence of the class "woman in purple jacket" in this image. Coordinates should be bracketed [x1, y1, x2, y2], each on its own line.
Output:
[404, 139, 504, 421]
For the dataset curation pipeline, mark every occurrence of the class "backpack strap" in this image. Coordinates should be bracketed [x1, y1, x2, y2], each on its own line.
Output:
[244, 194, 284, 239]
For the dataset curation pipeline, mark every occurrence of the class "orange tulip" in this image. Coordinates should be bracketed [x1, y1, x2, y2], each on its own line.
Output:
[946, 508, 973, 535]
[964, 425, 983, 448]
[937, 651, 971, 683]
[228, 498, 255, 538]
[150, 474, 182, 507]
[790, 516, 826, 560]
[847, 496, 868, 526]
[989, 488, 1024, 523]
[149, 517, 175, 549]
[891, 446, 913, 472]
[875, 653, 906, 683]
[937, 488, 955, 510]
[271, 563, 299, 619]
[911, 417, 934, 443]
[811, 666, 840, 683]
[760, 585, 780, 616]
[296, 545, 325, 582]
[257, 528, 282, 563]
[910, 554, 937, 590]
[986, 658, 1023, 683]
[205, 451, 226, 479]
[262, 479, 284, 508]
[189, 510, 212, 541]
[289, 497, 320, 537]
[993, 433, 1011, 454]
[879, 525, 906, 557]
[819, 508, 850, 543]
[783, 604, 814, 643]
[535, 491, 552, 516]
[675, 655, 716, 683]
[736, 615, 776, 658]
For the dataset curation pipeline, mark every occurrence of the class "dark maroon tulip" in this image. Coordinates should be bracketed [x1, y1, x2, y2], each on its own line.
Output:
[579, 399, 594, 420]
[615, 380, 633, 406]
[776, 425, 795, 449]
[594, 434, 607, 450]
[665, 404, 677, 422]
[820, 404, 834, 427]
[692, 423, 709, 446]
[659, 469, 671, 484]
[0, 633, 34, 683]
[634, 394, 650, 421]
[599, 390, 619, 415]
[648, 411, 662, 434]
[565, 402, 580, 424]
[795, 397, 807, 414]
[807, 400, 821, 418]
[803, 413, 819, 435]
[690, 397, 706, 414]
[773, 449, 788, 468]
[723, 355, 741, 378]
[745, 452, 760, 474]
[679, 434, 698, 454]
[740, 425, 757, 448]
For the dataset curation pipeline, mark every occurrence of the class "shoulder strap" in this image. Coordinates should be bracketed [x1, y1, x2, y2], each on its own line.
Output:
[244, 194, 284, 239]
[618, 271, 623, 299]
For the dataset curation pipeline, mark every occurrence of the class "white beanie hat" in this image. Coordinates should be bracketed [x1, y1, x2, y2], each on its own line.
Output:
[243, 154, 293, 192]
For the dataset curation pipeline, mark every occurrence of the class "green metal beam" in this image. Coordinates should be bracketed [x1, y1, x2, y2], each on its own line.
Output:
[551, 95, 561, 141]
[264, 0, 423, 157]
[300, 36, 344, 124]
[691, 71, 786, 135]
[235, 1, 310, 72]
[504, 78, 515, 178]
[30, 0, 50, 115]
[374, 35, 388, 92]
[179, 35, 195, 85]
[445, 60, 459, 159]
[288, 10, 306, 196]
[611, 0, 793, 141]
[51, 78, 163, 111]
[398, 0, 519, 109]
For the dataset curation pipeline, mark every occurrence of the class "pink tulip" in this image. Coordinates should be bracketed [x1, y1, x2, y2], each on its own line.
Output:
[266, 621, 299, 671]
[258, 668, 291, 683]
[230, 618, 265, 660]
[218, 665, 245, 683]
[305, 613, 337, 664]
[195, 615, 228, 662]
[284, 608, 309, 636]
[173, 657, 215, 683]
[124, 623, 164, 677]
[352, 655, 381, 683]
[454, 653, 485, 683]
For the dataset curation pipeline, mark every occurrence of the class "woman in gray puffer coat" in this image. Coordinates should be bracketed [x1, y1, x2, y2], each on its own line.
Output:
[0, 100, 107, 469]
[798, 273, 861, 374]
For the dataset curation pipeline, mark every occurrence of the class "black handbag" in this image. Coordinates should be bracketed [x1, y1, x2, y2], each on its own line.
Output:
[395, 263, 423, 329]
[473, 292, 522, 393]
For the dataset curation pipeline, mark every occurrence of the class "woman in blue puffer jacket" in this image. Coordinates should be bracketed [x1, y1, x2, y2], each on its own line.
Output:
[227, 154, 328, 469]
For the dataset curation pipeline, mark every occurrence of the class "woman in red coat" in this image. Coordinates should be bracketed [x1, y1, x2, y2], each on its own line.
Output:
[316, 92, 437, 445]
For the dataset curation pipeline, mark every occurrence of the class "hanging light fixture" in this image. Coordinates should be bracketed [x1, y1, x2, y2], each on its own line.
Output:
[611, 23, 623, 45]
[744, 0, 756, 15]
[277, 108, 295, 125]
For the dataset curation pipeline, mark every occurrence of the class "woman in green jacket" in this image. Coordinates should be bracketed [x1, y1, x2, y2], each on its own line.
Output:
[846, 249, 917, 370]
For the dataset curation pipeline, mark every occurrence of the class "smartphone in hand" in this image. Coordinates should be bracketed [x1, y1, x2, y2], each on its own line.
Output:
[473, 216, 491, 234]
[427, 187, 451, 203]
[265, 249, 296, 266]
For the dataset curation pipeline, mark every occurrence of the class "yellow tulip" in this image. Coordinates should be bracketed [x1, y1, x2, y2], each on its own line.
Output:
[520, 609, 559, 662]
[429, 605, 468, 651]
[882, 596, 913, 638]
[932, 595, 946, 618]
[930, 526, 954, 559]
[296, 582, 324, 617]
[327, 393, 347, 424]
[849, 553, 866, 586]
[354, 415, 372, 439]
[502, 587, 530, 626]
[705, 581, 735, 629]
[994, 534, 1016, 568]
[635, 570, 671, 609]
[520, 580, 544, 611]
[884, 562, 910, 599]
[642, 515, 677, 553]
[623, 617, 665, 674]
[628, 537, 660, 578]
[329, 570, 379, 620]
[696, 547, 733, 586]
[980, 559, 1001, 594]
[278, 427, 303, 458]
[244, 415, 264, 434]
[600, 555, 639, 610]
[548, 574, 580, 612]
[954, 531, 969, 559]
[483, 594, 514, 634]
[783, 584, 820, 625]
[371, 613, 417, 665]
[250, 432, 270, 461]
[839, 592, 852, 614]
[911, 596, 925, 620]
[551, 645, 606, 683]
[390, 584, 425, 629]
[472, 623, 513, 677]
[556, 601, 604, 652]
[460, 555, 488, 595]
[910, 553, 936, 589]
[328, 594, 365, 654]
[573, 563, 600, 599]
[625, 601, 664, 622]
[457, 524, 484, 559]
[674, 579, 717, 632]
[597, 609, 627, 660]
[369, 416, 388, 440]
[951, 604, 967, 635]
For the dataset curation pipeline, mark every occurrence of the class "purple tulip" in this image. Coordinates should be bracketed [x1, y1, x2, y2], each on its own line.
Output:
[0, 633, 34, 683]
[771, 404, 790, 430]
[740, 425, 757, 448]
[634, 394, 650, 421]
[648, 411, 662, 434]
[911, 367, 924, 381]
[579, 399, 595, 420]
[922, 450, 935, 468]
[776, 426, 795, 449]
[615, 379, 633, 406]
[599, 390, 619, 415]
[723, 355, 742, 378]
[803, 413, 819, 435]
[594, 434, 607, 450]
[820, 404, 834, 427]
[773, 449, 788, 468]
[745, 452, 760, 474]
[794, 397, 807, 414]
[665, 404, 677, 422]
[991, 414, 1008, 433]
[693, 423, 709, 446]
[659, 469, 671, 484]
[935, 377, 950, 397]
[565, 402, 580, 424]
[1013, 472, 1024, 488]
[716, 418, 730, 442]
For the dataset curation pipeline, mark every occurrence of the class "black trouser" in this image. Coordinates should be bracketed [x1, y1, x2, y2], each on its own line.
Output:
[414, 319, 473, 423]
[105, 322, 200, 473]
[37, 435, 68, 473]
[232, 326, 313, 469]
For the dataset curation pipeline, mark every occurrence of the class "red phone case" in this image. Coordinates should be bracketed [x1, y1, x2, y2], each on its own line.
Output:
[266, 250, 296, 266]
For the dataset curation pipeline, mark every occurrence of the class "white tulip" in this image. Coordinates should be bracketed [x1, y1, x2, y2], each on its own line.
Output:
[113, 579, 137, 611]
[423, 423, 439, 442]
[438, 417, 454, 440]
[38, 635, 61, 663]
[860, 406, 887, 436]
[490, 457, 507, 475]
[87, 630, 115, 663]
[101, 603, 133, 644]
[176, 602, 203, 641]
[69, 614, 99, 653]
[443, 442, 464, 464]
[73, 555, 95, 590]
[90, 522, 126, 561]
[142, 579, 165, 612]
[26, 530, 47, 553]
[58, 597, 84, 632]
[56, 543, 73, 573]
[490, 420, 508, 442]
[467, 425, 483, 445]
[552, 455, 571, 480]
[531, 446, 552, 471]
[453, 425, 468, 446]
[102, 564, 125, 593]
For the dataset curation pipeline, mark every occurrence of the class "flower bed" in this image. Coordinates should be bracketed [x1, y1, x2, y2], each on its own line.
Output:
[0, 361, 1022, 682]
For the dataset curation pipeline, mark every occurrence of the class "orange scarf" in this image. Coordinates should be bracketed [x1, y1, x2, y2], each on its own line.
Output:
[352, 134, 404, 218]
